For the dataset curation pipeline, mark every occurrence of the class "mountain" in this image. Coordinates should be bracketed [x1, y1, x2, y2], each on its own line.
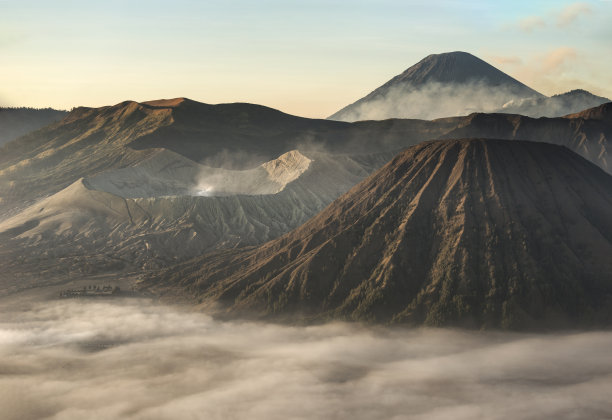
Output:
[0, 107, 67, 146]
[437, 106, 612, 173]
[499, 89, 611, 118]
[147, 139, 612, 329]
[1, 98, 611, 293]
[328, 51, 543, 121]
[0, 98, 453, 215]
[3, 97, 612, 217]
[0, 149, 393, 289]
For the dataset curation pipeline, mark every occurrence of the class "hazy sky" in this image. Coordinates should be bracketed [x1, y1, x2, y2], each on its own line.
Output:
[1, 0, 611, 117]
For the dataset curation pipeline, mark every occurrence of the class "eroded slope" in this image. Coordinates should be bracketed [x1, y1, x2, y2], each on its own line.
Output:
[149, 139, 612, 329]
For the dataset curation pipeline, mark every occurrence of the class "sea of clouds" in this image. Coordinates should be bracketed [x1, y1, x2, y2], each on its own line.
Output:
[2, 299, 612, 420]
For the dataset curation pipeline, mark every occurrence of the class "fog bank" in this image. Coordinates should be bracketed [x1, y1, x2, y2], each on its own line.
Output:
[1, 300, 612, 419]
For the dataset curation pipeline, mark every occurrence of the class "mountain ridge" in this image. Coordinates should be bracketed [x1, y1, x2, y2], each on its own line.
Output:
[2, 98, 612, 217]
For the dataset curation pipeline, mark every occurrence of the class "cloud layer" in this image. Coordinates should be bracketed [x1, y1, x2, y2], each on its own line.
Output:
[2, 300, 612, 420]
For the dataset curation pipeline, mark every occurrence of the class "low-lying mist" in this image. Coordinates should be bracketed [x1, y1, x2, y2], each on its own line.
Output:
[335, 81, 536, 121]
[2, 299, 612, 420]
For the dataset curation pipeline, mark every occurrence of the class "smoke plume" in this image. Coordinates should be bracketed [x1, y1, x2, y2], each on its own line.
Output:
[333, 81, 537, 121]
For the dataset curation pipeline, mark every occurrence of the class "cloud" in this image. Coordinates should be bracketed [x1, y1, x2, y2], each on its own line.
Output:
[489, 55, 523, 67]
[542, 46, 578, 71]
[556, 2, 593, 27]
[515, 2, 594, 32]
[1, 299, 612, 419]
[519, 16, 546, 32]
[495, 47, 583, 96]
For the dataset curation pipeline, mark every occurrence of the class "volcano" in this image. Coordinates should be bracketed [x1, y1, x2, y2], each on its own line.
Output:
[149, 139, 612, 329]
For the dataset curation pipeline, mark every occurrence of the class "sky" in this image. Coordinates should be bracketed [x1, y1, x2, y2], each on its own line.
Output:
[1, 0, 611, 118]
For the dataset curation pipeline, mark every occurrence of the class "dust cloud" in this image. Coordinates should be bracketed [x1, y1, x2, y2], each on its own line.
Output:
[1, 299, 612, 420]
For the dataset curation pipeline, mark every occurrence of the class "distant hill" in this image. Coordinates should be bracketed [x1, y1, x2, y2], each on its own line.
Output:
[0, 107, 67, 146]
[329, 51, 543, 121]
[148, 139, 612, 329]
[499, 89, 610, 118]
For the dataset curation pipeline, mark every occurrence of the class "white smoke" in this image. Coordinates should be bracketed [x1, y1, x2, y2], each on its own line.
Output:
[2, 299, 612, 420]
[501, 92, 609, 118]
[192, 150, 312, 197]
[334, 81, 539, 121]
[191, 149, 273, 197]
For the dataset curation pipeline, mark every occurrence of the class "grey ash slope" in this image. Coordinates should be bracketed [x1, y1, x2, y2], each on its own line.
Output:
[0, 148, 394, 291]
[149, 139, 612, 329]
[329, 52, 543, 121]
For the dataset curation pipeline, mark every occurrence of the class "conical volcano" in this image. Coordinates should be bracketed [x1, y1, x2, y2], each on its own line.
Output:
[150, 139, 612, 329]
[329, 51, 543, 121]
[375, 51, 539, 88]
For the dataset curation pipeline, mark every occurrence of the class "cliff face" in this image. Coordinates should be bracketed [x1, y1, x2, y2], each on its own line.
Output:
[151, 139, 612, 329]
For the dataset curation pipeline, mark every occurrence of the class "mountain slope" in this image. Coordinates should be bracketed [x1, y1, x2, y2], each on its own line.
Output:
[329, 52, 543, 121]
[0, 98, 453, 215]
[2, 97, 611, 218]
[148, 139, 612, 329]
[565, 101, 612, 121]
[0, 107, 67, 146]
[437, 104, 612, 173]
[0, 149, 394, 291]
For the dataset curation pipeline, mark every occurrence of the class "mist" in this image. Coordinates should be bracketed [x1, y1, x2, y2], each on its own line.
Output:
[500, 92, 610, 118]
[335, 81, 537, 121]
[2, 299, 612, 420]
